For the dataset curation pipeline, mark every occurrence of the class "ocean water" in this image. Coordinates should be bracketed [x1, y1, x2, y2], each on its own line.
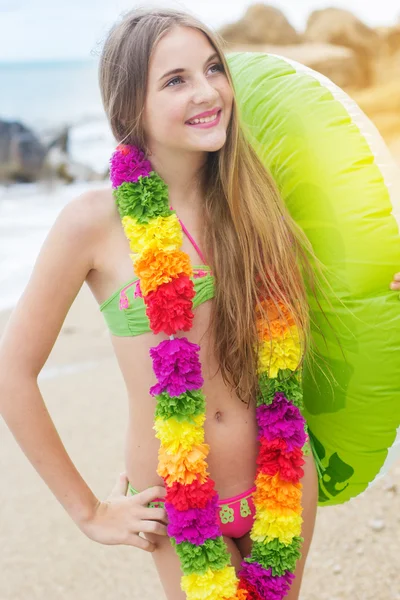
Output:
[0, 59, 104, 130]
[0, 59, 116, 172]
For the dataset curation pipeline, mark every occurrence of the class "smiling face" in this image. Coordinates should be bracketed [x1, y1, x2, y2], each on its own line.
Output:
[143, 26, 234, 156]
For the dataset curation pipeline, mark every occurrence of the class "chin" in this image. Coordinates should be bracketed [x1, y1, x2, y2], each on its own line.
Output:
[191, 134, 228, 153]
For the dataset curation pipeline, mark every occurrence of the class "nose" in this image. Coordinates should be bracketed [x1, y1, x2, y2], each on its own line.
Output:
[191, 75, 219, 106]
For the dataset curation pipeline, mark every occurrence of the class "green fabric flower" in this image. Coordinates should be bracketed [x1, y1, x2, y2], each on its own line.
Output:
[170, 537, 231, 575]
[257, 369, 304, 409]
[155, 389, 206, 423]
[113, 172, 170, 223]
[244, 536, 304, 576]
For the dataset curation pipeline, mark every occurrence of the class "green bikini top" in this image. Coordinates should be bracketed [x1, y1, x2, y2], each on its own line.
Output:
[99, 267, 214, 336]
[99, 212, 215, 337]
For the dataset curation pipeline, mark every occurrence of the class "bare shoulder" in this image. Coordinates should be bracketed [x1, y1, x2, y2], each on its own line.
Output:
[58, 185, 118, 267]
[62, 185, 116, 236]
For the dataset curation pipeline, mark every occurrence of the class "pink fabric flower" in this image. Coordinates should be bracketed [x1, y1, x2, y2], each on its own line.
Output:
[110, 144, 152, 188]
[149, 337, 204, 396]
[256, 393, 307, 452]
[166, 495, 221, 544]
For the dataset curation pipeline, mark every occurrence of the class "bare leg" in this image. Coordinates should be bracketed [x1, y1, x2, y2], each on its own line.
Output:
[233, 452, 319, 599]
[143, 531, 245, 600]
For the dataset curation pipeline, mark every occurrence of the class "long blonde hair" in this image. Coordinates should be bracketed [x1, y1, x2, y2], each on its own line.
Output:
[99, 7, 323, 405]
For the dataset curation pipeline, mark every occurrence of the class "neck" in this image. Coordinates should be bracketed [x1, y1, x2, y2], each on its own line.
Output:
[146, 145, 208, 212]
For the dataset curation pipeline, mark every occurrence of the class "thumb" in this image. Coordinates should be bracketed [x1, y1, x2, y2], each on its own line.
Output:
[108, 472, 129, 499]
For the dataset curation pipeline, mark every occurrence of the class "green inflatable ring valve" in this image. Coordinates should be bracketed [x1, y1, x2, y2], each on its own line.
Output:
[227, 52, 400, 507]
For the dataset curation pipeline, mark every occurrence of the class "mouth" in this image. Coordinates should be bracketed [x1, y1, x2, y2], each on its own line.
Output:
[186, 109, 222, 129]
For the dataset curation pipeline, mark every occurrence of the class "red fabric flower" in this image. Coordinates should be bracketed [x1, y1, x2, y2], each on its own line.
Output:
[256, 438, 305, 482]
[238, 578, 263, 600]
[145, 274, 195, 335]
[165, 476, 217, 510]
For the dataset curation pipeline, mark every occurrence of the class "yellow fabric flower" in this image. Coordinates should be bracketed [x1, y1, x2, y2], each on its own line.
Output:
[181, 566, 238, 600]
[153, 414, 205, 453]
[122, 213, 182, 254]
[250, 507, 303, 544]
[156, 443, 210, 485]
[257, 326, 301, 378]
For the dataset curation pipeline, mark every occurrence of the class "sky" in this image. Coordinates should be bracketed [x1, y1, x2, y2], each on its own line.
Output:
[0, 0, 399, 63]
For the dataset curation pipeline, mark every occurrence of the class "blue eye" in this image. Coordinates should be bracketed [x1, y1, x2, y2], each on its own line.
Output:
[166, 63, 224, 87]
[167, 76, 183, 87]
[210, 63, 224, 73]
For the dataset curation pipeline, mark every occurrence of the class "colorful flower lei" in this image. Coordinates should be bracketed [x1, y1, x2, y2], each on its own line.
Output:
[110, 144, 309, 600]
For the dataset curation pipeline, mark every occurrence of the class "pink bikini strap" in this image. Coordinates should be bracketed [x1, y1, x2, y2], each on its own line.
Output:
[170, 205, 207, 265]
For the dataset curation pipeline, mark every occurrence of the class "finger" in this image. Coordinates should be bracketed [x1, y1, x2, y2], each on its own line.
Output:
[126, 532, 156, 552]
[108, 472, 129, 499]
[140, 519, 168, 536]
[140, 506, 169, 525]
[390, 280, 400, 290]
[136, 485, 167, 505]
[394, 273, 400, 281]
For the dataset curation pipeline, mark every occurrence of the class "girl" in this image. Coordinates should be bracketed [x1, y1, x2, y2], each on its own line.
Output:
[0, 7, 399, 600]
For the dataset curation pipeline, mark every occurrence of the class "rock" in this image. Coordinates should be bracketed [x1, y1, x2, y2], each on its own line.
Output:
[46, 125, 69, 154]
[226, 41, 365, 89]
[61, 326, 77, 335]
[304, 8, 381, 86]
[350, 81, 400, 141]
[369, 518, 385, 532]
[219, 3, 300, 46]
[0, 119, 47, 183]
[376, 25, 400, 56]
[383, 478, 398, 493]
[0, 119, 102, 184]
[304, 8, 380, 56]
[332, 564, 342, 574]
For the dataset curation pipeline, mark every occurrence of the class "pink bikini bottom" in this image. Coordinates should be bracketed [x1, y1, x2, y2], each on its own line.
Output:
[127, 483, 257, 539]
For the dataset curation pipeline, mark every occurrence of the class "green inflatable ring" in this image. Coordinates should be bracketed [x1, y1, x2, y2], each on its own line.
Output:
[227, 52, 400, 507]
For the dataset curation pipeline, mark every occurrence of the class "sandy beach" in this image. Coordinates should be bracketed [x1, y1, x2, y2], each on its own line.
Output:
[1, 263, 399, 600]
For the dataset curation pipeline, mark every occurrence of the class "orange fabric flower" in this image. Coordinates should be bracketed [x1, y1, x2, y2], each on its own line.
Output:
[254, 472, 303, 513]
[256, 298, 296, 341]
[133, 248, 193, 296]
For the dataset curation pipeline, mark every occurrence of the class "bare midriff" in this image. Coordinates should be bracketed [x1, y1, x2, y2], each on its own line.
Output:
[111, 298, 260, 500]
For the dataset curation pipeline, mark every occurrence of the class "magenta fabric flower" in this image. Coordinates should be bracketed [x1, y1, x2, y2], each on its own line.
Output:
[166, 495, 221, 545]
[149, 337, 204, 396]
[238, 561, 295, 600]
[109, 144, 152, 188]
[256, 393, 307, 452]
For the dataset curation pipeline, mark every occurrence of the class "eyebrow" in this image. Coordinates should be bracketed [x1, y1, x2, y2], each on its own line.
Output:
[158, 52, 220, 82]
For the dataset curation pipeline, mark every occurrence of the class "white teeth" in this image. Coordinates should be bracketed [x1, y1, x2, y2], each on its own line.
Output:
[188, 112, 219, 125]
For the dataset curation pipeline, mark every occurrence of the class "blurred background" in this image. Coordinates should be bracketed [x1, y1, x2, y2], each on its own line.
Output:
[1, 2, 399, 599]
